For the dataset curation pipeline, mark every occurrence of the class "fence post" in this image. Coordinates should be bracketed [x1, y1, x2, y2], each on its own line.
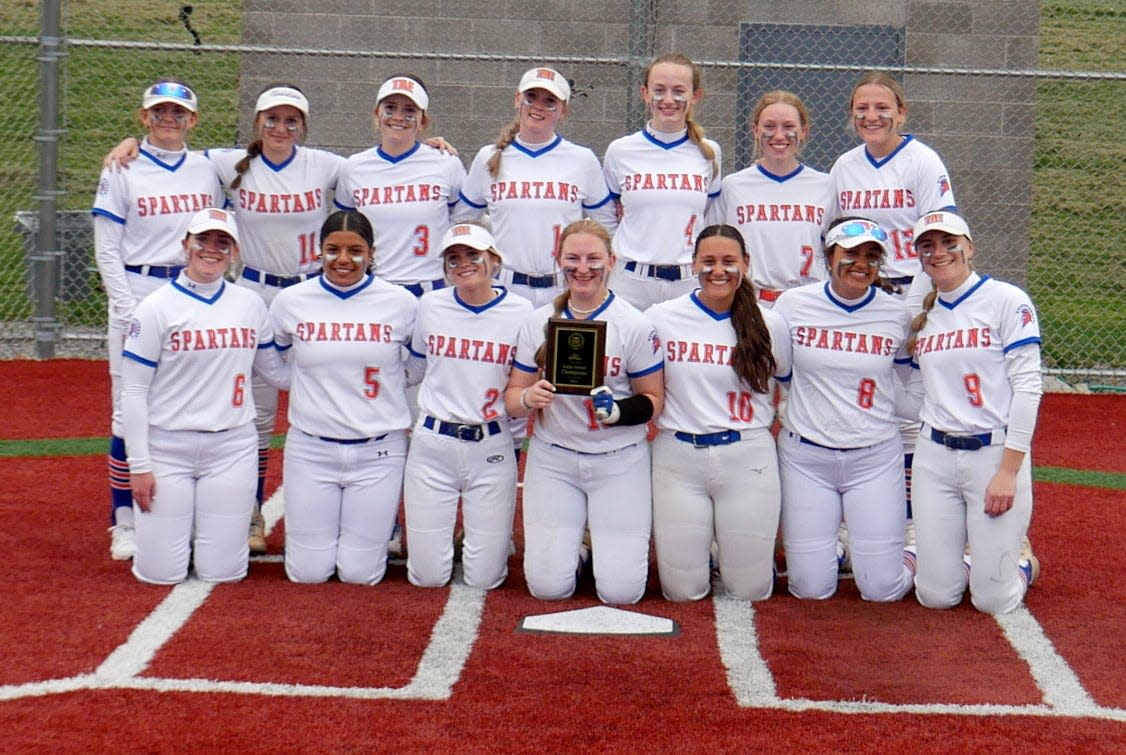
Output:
[33, 0, 65, 358]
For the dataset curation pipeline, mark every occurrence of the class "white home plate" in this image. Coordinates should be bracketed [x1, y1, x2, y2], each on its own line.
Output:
[517, 606, 679, 636]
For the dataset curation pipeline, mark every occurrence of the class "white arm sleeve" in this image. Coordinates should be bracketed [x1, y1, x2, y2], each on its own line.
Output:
[253, 345, 290, 391]
[121, 356, 156, 473]
[894, 364, 924, 421]
[1005, 343, 1043, 453]
[404, 352, 427, 388]
[94, 215, 138, 327]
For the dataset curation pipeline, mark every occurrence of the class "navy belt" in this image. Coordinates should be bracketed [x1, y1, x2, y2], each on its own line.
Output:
[125, 264, 182, 279]
[928, 427, 997, 451]
[401, 279, 446, 297]
[795, 432, 868, 452]
[423, 415, 502, 442]
[510, 271, 558, 288]
[887, 275, 914, 286]
[243, 267, 318, 288]
[675, 430, 742, 447]
[305, 431, 387, 445]
[624, 260, 691, 282]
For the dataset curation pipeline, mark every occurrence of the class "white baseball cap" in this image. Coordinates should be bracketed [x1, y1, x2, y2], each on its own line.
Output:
[913, 210, 972, 243]
[825, 218, 890, 256]
[142, 81, 199, 113]
[187, 208, 240, 245]
[376, 76, 429, 110]
[440, 223, 502, 263]
[255, 86, 310, 117]
[518, 67, 571, 102]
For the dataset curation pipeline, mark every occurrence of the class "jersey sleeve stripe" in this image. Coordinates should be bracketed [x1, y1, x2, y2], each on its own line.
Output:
[257, 340, 276, 350]
[91, 208, 125, 224]
[1003, 336, 1042, 353]
[582, 193, 615, 210]
[512, 360, 538, 373]
[405, 343, 426, 359]
[333, 198, 355, 210]
[626, 361, 664, 379]
[122, 350, 157, 368]
[457, 191, 487, 210]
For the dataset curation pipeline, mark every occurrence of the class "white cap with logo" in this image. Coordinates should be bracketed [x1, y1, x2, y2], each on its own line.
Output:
[913, 210, 972, 243]
[187, 208, 240, 245]
[255, 86, 310, 117]
[440, 223, 502, 263]
[142, 81, 199, 113]
[518, 67, 571, 102]
[376, 76, 429, 110]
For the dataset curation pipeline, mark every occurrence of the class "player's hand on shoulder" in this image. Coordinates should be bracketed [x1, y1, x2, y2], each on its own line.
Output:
[103, 137, 141, 171]
[424, 136, 459, 157]
[590, 385, 620, 424]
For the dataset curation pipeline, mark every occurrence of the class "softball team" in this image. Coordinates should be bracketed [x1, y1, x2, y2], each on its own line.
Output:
[93, 79, 223, 561]
[905, 211, 1041, 614]
[647, 225, 791, 601]
[269, 211, 417, 584]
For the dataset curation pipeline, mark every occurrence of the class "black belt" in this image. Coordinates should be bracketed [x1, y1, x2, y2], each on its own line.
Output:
[795, 432, 868, 452]
[928, 427, 997, 451]
[510, 271, 558, 288]
[401, 279, 446, 297]
[423, 415, 502, 442]
[305, 431, 387, 445]
[887, 275, 914, 286]
[624, 260, 690, 282]
[125, 264, 182, 279]
[675, 430, 742, 447]
[242, 267, 318, 288]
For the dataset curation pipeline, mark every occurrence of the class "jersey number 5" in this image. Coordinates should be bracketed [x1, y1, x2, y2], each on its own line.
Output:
[363, 366, 381, 399]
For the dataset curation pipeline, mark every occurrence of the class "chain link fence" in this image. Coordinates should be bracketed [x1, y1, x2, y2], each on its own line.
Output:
[1, 1, 1122, 387]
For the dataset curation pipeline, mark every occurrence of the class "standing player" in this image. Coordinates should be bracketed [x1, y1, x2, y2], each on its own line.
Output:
[403, 223, 533, 589]
[905, 211, 1041, 614]
[460, 66, 617, 307]
[828, 71, 958, 554]
[603, 53, 722, 310]
[93, 78, 222, 560]
[718, 91, 833, 306]
[773, 217, 916, 602]
[505, 219, 664, 605]
[121, 209, 287, 584]
[268, 211, 418, 585]
[647, 225, 791, 601]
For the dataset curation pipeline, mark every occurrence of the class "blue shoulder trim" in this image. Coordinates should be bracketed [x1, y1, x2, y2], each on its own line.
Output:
[627, 360, 664, 379]
[642, 131, 690, 150]
[865, 134, 915, 169]
[1003, 336, 1041, 353]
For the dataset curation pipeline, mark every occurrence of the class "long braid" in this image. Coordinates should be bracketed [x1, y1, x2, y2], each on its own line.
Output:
[685, 112, 719, 180]
[486, 118, 521, 178]
[229, 138, 262, 191]
[905, 285, 939, 355]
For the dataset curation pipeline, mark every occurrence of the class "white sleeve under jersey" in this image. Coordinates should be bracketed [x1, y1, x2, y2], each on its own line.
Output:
[774, 282, 913, 448]
[511, 294, 664, 453]
[334, 143, 469, 285]
[121, 276, 274, 434]
[459, 137, 617, 275]
[647, 292, 790, 435]
[269, 275, 418, 438]
[912, 275, 1042, 435]
[408, 287, 534, 424]
[603, 130, 722, 266]
[92, 148, 222, 266]
[718, 163, 833, 292]
[829, 136, 956, 279]
[208, 146, 344, 276]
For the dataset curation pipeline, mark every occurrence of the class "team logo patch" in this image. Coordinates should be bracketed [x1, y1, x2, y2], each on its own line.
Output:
[938, 175, 951, 195]
[1017, 304, 1035, 327]
[127, 319, 142, 340]
[97, 177, 110, 196]
[391, 77, 415, 93]
[486, 454, 506, 464]
[649, 330, 661, 354]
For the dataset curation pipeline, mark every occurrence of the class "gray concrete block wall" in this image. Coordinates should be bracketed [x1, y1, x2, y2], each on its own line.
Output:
[243, 0, 1039, 282]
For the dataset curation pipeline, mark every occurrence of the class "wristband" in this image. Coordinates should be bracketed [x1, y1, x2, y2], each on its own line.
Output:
[519, 387, 532, 412]
[613, 394, 654, 426]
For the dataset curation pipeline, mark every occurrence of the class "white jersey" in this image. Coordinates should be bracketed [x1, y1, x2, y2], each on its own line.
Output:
[603, 129, 722, 266]
[270, 274, 418, 438]
[512, 293, 663, 452]
[647, 291, 792, 434]
[460, 136, 616, 275]
[718, 163, 833, 292]
[122, 274, 274, 431]
[92, 144, 222, 266]
[335, 143, 470, 284]
[774, 282, 912, 448]
[828, 135, 956, 278]
[207, 145, 344, 276]
[912, 275, 1042, 434]
[408, 286, 533, 423]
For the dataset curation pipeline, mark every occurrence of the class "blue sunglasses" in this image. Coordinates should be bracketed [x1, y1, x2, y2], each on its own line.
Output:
[827, 220, 889, 246]
[145, 82, 198, 106]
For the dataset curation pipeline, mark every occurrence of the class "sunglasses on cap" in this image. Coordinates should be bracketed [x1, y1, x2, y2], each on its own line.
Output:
[826, 220, 889, 246]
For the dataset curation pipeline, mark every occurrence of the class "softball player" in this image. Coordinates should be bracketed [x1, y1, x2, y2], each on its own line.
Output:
[269, 210, 418, 585]
[93, 79, 223, 561]
[647, 225, 791, 602]
[403, 223, 533, 589]
[121, 209, 287, 584]
[603, 54, 722, 311]
[505, 220, 664, 605]
[905, 211, 1041, 614]
[718, 91, 833, 307]
[459, 66, 617, 308]
[773, 217, 917, 602]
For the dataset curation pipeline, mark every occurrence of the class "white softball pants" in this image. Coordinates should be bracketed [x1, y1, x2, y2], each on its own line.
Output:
[779, 431, 913, 602]
[282, 428, 407, 585]
[403, 423, 517, 589]
[132, 423, 257, 585]
[912, 434, 1032, 614]
[522, 437, 651, 605]
[652, 429, 780, 602]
